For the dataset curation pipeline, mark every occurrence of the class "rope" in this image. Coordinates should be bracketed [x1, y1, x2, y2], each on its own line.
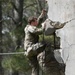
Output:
[53, 31, 56, 49]
[0, 52, 24, 55]
[64, 18, 75, 24]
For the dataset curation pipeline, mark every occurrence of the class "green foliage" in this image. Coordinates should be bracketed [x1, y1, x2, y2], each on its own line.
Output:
[2, 49, 31, 72]
[39, 35, 54, 42]
[1, 0, 51, 74]
[23, 0, 40, 17]
[15, 18, 28, 38]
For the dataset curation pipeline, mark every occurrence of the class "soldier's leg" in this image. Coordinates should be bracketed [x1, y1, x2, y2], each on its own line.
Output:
[28, 56, 39, 75]
[25, 42, 46, 57]
[32, 42, 46, 55]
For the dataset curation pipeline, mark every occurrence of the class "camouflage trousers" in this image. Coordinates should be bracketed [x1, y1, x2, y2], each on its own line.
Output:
[28, 55, 39, 75]
[24, 42, 46, 57]
[25, 42, 46, 75]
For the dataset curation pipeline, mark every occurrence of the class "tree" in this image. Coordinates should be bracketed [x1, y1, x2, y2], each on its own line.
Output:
[10, 0, 24, 49]
[1, 0, 65, 75]
[11, 0, 24, 75]
[0, 1, 4, 75]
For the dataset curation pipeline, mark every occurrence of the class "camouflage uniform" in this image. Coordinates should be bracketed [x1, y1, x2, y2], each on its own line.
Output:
[24, 14, 46, 75]
[24, 25, 45, 57]
[24, 15, 66, 75]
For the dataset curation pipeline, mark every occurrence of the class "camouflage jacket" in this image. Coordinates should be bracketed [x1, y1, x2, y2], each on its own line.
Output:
[24, 25, 44, 50]
[24, 13, 46, 50]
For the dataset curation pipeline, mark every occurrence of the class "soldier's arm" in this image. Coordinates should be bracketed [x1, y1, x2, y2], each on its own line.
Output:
[34, 27, 44, 35]
[50, 21, 66, 29]
[37, 12, 43, 22]
[37, 9, 47, 25]
[28, 26, 44, 35]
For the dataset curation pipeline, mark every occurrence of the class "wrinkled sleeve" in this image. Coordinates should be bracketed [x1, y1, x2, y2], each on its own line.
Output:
[28, 26, 43, 35]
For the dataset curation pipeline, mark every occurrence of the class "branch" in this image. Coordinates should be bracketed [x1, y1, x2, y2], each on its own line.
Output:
[11, 1, 18, 12]
[8, 15, 17, 24]
[23, 3, 37, 9]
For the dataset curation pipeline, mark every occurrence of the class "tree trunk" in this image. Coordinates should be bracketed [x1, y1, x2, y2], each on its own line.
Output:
[12, 71, 19, 75]
[12, 0, 24, 49]
[13, 0, 24, 26]
[11, 0, 24, 75]
[0, 1, 4, 75]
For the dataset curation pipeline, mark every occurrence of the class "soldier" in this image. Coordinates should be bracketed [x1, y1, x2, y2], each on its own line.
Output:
[24, 10, 67, 75]
[24, 10, 47, 75]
